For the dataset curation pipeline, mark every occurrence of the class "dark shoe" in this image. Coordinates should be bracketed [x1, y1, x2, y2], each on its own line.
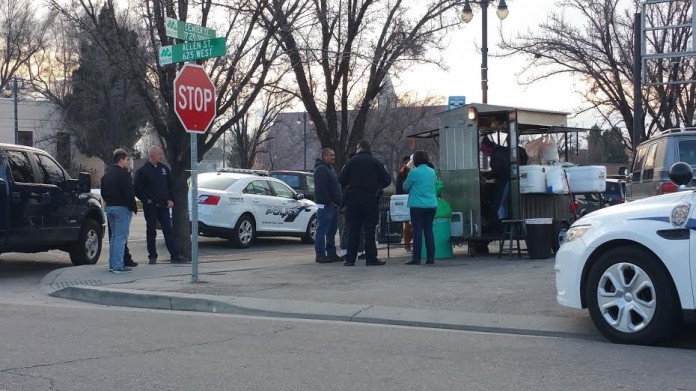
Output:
[405, 260, 421, 265]
[124, 260, 138, 267]
[344, 260, 355, 266]
[148, 256, 157, 265]
[315, 255, 333, 264]
[171, 256, 191, 264]
[366, 259, 386, 266]
[425, 259, 435, 265]
[358, 253, 367, 260]
[326, 254, 344, 263]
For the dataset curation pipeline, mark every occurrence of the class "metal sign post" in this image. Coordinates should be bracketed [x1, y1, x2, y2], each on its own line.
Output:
[190, 133, 199, 282]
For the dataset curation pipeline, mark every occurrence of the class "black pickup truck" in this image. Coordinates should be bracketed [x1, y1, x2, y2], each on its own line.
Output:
[0, 144, 105, 265]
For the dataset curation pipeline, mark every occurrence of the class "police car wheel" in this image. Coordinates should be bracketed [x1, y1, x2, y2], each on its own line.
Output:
[585, 246, 680, 345]
[230, 214, 255, 249]
[301, 215, 316, 244]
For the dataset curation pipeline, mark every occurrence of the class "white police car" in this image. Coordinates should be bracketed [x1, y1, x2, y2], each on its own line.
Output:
[555, 163, 696, 345]
[190, 169, 317, 248]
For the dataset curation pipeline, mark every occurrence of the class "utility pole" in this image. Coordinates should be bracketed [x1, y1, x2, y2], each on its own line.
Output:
[633, 11, 643, 149]
[13, 77, 18, 145]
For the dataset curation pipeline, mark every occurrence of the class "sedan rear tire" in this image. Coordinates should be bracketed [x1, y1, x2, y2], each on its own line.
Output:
[230, 214, 255, 249]
[301, 215, 317, 244]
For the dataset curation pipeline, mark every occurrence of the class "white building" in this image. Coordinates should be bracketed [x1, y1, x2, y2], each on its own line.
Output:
[0, 98, 104, 181]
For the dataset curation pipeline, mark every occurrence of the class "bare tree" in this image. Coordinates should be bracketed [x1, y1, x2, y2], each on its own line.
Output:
[0, 0, 49, 86]
[260, 0, 465, 168]
[227, 85, 293, 169]
[47, 0, 285, 256]
[499, 0, 696, 148]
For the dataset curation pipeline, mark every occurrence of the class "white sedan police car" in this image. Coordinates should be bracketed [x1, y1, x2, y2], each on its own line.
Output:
[191, 170, 317, 248]
[555, 167, 696, 345]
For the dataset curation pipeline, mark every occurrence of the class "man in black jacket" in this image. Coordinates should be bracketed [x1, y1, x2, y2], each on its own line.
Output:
[313, 148, 343, 263]
[134, 145, 188, 264]
[101, 149, 138, 273]
[339, 140, 391, 266]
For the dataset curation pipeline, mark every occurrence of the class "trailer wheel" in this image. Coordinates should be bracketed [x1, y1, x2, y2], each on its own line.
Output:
[552, 221, 570, 254]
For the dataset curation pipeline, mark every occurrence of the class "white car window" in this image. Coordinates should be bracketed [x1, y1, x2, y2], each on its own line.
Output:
[270, 181, 295, 199]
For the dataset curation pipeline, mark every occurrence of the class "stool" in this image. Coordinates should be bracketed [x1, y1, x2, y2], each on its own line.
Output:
[498, 219, 526, 259]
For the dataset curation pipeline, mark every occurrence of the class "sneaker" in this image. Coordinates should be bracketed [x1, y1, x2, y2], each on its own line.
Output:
[109, 267, 132, 274]
[148, 256, 157, 265]
[366, 258, 386, 266]
[124, 260, 139, 267]
[357, 252, 367, 260]
[171, 256, 191, 264]
[315, 255, 333, 263]
[344, 260, 355, 266]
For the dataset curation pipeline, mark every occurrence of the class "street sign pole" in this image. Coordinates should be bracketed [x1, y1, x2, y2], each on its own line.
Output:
[191, 131, 199, 283]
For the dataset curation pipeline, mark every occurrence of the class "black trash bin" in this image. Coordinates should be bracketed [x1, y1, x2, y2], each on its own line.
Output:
[525, 218, 553, 259]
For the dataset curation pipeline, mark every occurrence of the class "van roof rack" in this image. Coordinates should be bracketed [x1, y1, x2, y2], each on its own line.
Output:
[216, 168, 269, 176]
[658, 127, 696, 136]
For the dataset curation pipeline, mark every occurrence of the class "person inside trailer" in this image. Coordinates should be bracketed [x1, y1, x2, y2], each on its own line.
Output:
[480, 136, 512, 222]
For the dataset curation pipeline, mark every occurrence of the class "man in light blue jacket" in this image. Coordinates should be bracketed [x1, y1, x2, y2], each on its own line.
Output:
[403, 150, 437, 265]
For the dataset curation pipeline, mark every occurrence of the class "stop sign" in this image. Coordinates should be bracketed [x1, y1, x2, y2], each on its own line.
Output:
[174, 63, 216, 133]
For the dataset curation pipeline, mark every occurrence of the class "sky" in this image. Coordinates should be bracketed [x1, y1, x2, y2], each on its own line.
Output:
[397, 0, 594, 128]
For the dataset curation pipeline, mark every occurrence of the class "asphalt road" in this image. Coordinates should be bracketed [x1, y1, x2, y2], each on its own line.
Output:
[2, 302, 696, 391]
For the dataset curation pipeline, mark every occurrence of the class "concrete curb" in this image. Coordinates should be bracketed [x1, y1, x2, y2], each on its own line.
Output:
[50, 285, 600, 340]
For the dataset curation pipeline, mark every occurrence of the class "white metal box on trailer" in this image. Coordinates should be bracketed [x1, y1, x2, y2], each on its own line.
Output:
[519, 165, 547, 194]
[565, 166, 607, 193]
[545, 165, 568, 194]
[450, 212, 464, 237]
[389, 194, 410, 222]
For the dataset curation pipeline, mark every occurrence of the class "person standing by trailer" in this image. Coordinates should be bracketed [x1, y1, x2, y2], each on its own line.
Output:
[134, 145, 189, 264]
[339, 140, 391, 266]
[395, 155, 413, 253]
[480, 137, 511, 221]
[403, 151, 437, 265]
[313, 148, 344, 263]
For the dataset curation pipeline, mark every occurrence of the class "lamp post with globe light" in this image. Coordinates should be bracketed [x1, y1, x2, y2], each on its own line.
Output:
[1, 77, 27, 145]
[460, 0, 509, 104]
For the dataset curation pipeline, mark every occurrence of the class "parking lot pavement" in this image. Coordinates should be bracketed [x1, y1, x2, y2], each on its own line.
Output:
[44, 234, 604, 340]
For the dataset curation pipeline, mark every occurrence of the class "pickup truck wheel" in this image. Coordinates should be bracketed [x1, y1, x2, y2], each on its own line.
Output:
[70, 219, 102, 266]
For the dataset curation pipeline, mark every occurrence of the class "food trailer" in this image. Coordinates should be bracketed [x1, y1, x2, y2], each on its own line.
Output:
[409, 103, 599, 256]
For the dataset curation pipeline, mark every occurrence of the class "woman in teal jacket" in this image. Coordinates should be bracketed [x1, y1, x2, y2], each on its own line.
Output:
[403, 150, 437, 265]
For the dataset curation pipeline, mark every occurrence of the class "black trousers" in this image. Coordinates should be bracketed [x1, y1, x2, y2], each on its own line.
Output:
[143, 204, 179, 260]
[346, 192, 379, 262]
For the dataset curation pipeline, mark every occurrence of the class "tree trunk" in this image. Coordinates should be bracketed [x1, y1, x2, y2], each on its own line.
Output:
[166, 120, 193, 259]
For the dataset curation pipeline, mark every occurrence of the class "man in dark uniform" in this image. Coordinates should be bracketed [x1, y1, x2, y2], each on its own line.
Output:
[134, 145, 189, 264]
[339, 140, 391, 266]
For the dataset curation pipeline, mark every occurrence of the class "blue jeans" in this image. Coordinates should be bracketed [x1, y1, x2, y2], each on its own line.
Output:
[315, 205, 338, 256]
[410, 207, 436, 262]
[105, 206, 132, 270]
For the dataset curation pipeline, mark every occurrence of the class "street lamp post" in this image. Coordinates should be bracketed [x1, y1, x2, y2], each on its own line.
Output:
[460, 0, 509, 104]
[296, 113, 308, 171]
[1, 77, 26, 145]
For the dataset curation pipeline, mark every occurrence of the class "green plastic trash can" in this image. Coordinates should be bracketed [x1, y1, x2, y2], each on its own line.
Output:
[421, 217, 453, 259]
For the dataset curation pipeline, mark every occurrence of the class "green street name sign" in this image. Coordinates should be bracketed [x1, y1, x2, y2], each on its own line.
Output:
[159, 37, 227, 65]
[165, 17, 216, 42]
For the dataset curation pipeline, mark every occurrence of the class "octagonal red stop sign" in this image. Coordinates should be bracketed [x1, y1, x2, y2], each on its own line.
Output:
[174, 63, 216, 133]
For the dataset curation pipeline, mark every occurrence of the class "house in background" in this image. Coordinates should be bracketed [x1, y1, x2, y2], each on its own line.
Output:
[0, 99, 104, 183]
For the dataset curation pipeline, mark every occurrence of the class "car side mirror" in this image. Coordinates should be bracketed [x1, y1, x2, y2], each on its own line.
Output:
[618, 166, 627, 177]
[295, 192, 305, 200]
[78, 172, 91, 193]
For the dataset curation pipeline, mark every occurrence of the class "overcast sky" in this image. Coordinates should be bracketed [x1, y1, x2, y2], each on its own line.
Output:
[398, 0, 595, 128]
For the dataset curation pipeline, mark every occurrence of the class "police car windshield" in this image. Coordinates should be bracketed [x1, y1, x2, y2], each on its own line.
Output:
[199, 176, 238, 190]
[678, 140, 696, 166]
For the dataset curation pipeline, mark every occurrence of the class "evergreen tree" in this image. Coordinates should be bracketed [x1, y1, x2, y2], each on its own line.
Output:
[62, 4, 149, 166]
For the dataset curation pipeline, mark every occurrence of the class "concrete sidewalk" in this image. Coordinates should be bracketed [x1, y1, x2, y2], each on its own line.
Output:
[42, 248, 599, 340]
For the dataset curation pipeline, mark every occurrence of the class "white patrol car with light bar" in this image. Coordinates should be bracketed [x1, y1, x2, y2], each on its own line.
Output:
[190, 168, 317, 248]
[555, 162, 696, 345]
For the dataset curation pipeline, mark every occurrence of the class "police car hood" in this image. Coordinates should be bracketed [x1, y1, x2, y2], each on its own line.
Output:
[573, 191, 695, 227]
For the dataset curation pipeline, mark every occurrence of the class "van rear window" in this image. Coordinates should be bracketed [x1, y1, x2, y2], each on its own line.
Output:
[678, 140, 696, 165]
